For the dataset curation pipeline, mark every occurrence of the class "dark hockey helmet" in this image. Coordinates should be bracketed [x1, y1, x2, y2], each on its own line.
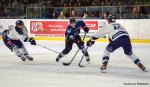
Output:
[16, 20, 24, 25]
[107, 15, 116, 22]
[69, 18, 76, 23]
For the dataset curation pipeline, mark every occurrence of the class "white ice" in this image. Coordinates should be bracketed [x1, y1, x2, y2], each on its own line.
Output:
[0, 40, 150, 87]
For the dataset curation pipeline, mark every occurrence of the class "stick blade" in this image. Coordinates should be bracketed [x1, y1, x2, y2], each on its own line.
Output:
[78, 64, 85, 67]
[62, 62, 70, 66]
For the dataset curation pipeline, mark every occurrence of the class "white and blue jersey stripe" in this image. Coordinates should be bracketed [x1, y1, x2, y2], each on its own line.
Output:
[93, 22, 129, 41]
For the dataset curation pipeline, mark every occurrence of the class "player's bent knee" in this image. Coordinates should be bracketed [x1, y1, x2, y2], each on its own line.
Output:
[10, 45, 18, 52]
[106, 46, 114, 53]
[79, 41, 84, 46]
[124, 51, 133, 56]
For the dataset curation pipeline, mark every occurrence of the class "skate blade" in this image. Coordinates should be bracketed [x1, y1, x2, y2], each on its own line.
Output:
[100, 70, 106, 73]
[143, 69, 148, 72]
[86, 61, 90, 64]
[100, 67, 107, 73]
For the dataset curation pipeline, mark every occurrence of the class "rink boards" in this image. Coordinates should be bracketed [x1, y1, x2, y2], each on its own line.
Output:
[1, 36, 150, 43]
[0, 19, 150, 43]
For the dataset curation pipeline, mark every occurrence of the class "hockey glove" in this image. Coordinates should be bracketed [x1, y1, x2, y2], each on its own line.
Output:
[87, 39, 95, 47]
[29, 38, 36, 45]
[83, 27, 89, 33]
[108, 37, 112, 42]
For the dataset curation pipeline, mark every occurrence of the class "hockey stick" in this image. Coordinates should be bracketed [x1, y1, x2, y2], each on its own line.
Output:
[37, 44, 60, 54]
[62, 33, 87, 66]
[78, 47, 88, 67]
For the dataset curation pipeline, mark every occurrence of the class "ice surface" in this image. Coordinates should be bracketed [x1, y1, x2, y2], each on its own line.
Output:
[0, 40, 150, 87]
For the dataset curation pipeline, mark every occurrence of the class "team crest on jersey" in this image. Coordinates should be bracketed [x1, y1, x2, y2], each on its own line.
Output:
[7, 40, 13, 45]
[67, 29, 71, 33]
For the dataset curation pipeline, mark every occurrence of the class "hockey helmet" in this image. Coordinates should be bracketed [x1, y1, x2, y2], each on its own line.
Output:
[107, 15, 116, 22]
[16, 20, 24, 25]
[69, 18, 76, 23]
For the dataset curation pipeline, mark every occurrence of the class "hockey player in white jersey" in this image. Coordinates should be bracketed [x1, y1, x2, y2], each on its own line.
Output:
[87, 15, 147, 72]
[2, 20, 36, 61]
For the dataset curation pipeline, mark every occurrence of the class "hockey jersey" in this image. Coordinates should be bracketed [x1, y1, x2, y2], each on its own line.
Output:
[2, 25, 29, 42]
[93, 22, 129, 41]
[65, 20, 87, 39]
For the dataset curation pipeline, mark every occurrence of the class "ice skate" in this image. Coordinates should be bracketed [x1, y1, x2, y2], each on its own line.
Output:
[20, 57, 26, 62]
[85, 56, 90, 64]
[56, 57, 60, 62]
[56, 54, 62, 62]
[25, 55, 33, 61]
[100, 61, 108, 73]
[137, 63, 147, 72]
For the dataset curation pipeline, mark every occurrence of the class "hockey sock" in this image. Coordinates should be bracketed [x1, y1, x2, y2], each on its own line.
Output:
[81, 47, 89, 57]
[20, 46, 29, 56]
[127, 53, 140, 64]
[12, 46, 24, 57]
[102, 49, 111, 62]
[12, 46, 26, 61]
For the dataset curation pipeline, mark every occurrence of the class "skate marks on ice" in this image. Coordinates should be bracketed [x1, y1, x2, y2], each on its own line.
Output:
[0, 57, 149, 80]
[0, 55, 150, 87]
[0, 41, 150, 87]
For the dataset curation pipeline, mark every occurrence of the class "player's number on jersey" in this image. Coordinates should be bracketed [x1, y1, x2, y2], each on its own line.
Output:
[113, 24, 120, 30]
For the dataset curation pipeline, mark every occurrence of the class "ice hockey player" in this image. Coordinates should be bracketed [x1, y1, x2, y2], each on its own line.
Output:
[56, 18, 90, 63]
[86, 15, 147, 72]
[2, 20, 36, 61]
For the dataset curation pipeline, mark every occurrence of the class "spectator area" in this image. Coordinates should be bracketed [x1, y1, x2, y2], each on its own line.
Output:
[0, 0, 150, 19]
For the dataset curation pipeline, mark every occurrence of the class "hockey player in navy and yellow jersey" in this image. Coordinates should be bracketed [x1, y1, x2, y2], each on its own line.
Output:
[56, 18, 90, 62]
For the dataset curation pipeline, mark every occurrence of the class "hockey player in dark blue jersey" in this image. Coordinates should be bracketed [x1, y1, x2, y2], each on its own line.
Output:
[56, 18, 90, 62]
